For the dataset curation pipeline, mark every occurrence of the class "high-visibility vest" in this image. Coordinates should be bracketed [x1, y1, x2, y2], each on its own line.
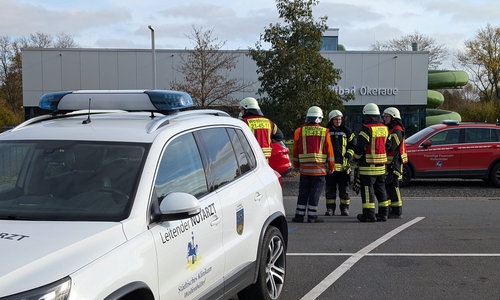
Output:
[362, 123, 388, 164]
[243, 116, 273, 159]
[387, 124, 408, 164]
[293, 124, 335, 176]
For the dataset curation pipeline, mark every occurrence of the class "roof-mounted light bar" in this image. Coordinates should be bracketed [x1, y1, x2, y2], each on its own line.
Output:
[39, 90, 193, 112]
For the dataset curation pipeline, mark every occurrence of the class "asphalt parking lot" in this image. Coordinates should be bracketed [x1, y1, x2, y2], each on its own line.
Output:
[280, 180, 500, 300]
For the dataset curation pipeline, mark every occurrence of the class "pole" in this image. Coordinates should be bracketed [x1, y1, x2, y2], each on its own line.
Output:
[148, 25, 156, 89]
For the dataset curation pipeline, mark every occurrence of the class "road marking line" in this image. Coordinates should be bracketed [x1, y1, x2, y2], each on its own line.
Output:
[288, 253, 500, 256]
[300, 217, 425, 300]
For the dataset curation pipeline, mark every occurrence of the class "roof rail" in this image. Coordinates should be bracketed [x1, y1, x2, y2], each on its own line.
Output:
[11, 110, 126, 131]
[148, 109, 231, 134]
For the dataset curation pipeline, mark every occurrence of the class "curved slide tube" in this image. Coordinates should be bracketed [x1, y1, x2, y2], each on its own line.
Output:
[426, 70, 469, 126]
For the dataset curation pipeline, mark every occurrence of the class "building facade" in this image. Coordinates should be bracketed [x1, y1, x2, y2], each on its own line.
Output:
[22, 48, 429, 136]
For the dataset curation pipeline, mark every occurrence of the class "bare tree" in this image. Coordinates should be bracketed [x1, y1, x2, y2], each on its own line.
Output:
[54, 32, 80, 48]
[0, 32, 79, 125]
[454, 24, 500, 101]
[170, 26, 254, 108]
[28, 32, 53, 48]
[370, 31, 449, 69]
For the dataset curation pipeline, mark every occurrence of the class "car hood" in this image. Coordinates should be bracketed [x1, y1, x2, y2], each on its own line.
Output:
[0, 220, 127, 297]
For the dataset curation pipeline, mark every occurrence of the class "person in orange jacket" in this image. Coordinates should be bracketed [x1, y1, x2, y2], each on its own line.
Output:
[291, 106, 335, 223]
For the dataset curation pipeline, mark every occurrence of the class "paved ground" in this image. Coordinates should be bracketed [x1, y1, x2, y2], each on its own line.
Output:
[277, 178, 500, 300]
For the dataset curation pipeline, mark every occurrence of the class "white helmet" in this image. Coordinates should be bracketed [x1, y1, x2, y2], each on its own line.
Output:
[239, 97, 263, 116]
[328, 110, 343, 121]
[363, 103, 380, 115]
[307, 106, 323, 118]
[239, 97, 260, 110]
[306, 106, 323, 123]
[383, 107, 401, 120]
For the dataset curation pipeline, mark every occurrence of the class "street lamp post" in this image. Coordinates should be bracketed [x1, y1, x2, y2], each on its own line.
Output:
[148, 25, 156, 89]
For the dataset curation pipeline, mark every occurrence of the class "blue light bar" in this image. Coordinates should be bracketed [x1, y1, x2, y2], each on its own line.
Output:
[39, 91, 72, 111]
[38, 90, 194, 112]
[145, 90, 194, 111]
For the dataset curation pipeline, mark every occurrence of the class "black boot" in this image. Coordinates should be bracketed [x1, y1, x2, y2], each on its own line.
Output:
[376, 207, 389, 222]
[340, 204, 349, 216]
[325, 205, 336, 216]
[388, 207, 402, 219]
[357, 209, 376, 222]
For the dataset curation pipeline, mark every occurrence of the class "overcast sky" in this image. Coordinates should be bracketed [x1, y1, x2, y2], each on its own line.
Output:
[1, 0, 499, 69]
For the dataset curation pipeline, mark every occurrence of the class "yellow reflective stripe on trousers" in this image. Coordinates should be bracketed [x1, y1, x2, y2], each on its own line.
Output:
[359, 165, 386, 176]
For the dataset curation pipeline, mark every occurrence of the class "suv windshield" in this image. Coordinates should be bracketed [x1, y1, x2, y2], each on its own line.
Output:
[406, 126, 437, 145]
[0, 141, 148, 221]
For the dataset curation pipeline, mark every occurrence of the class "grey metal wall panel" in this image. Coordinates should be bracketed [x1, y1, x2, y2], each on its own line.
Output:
[41, 51, 63, 91]
[137, 52, 153, 89]
[395, 55, 413, 91]
[80, 51, 100, 89]
[61, 51, 81, 90]
[117, 52, 138, 88]
[378, 54, 397, 87]
[411, 55, 429, 90]
[21, 51, 43, 91]
[21, 49, 429, 111]
[99, 52, 119, 89]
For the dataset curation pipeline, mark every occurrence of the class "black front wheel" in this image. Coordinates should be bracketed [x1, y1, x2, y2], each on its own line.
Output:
[238, 226, 286, 300]
[490, 162, 500, 188]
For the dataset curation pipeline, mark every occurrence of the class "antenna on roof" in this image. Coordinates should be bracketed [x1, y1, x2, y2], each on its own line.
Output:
[82, 98, 91, 124]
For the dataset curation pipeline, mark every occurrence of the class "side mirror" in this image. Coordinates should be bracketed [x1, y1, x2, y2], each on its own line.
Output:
[158, 192, 201, 222]
[422, 140, 432, 148]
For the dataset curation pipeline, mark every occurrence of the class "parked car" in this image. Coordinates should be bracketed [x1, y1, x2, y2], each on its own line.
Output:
[269, 141, 293, 177]
[0, 90, 288, 300]
[402, 120, 500, 187]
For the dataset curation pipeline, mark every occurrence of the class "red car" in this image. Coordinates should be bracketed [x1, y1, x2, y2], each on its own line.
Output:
[269, 141, 293, 177]
[402, 120, 500, 187]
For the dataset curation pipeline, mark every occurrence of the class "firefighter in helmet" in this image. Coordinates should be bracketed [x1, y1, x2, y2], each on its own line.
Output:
[383, 107, 407, 219]
[291, 106, 335, 223]
[239, 97, 283, 161]
[352, 103, 389, 222]
[324, 109, 356, 216]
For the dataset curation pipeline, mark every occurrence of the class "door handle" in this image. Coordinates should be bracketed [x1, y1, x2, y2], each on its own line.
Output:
[254, 192, 263, 202]
[210, 215, 221, 227]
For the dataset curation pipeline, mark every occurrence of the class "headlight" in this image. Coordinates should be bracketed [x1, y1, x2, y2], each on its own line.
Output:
[1, 277, 71, 300]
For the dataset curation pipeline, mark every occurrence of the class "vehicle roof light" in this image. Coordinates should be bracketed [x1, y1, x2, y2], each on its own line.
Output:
[39, 90, 193, 112]
[441, 120, 460, 125]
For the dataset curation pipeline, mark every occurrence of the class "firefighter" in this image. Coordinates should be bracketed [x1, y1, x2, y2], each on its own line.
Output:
[291, 106, 335, 223]
[324, 110, 356, 216]
[239, 97, 283, 161]
[352, 103, 389, 222]
[383, 107, 407, 219]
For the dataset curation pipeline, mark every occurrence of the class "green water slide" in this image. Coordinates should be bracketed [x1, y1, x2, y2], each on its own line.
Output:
[426, 70, 469, 126]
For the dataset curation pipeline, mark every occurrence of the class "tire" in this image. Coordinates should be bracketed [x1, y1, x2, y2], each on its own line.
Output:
[490, 162, 500, 188]
[400, 164, 412, 187]
[238, 226, 286, 300]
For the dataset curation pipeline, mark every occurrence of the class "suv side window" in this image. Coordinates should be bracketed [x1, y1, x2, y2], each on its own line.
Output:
[227, 128, 252, 175]
[196, 127, 239, 191]
[465, 128, 494, 143]
[429, 129, 460, 145]
[236, 129, 257, 169]
[155, 133, 208, 202]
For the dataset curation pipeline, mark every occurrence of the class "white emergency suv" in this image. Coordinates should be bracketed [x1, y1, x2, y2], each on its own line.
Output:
[0, 90, 287, 300]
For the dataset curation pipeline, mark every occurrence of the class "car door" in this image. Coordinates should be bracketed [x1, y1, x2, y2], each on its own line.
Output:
[413, 128, 462, 177]
[460, 127, 499, 177]
[194, 127, 268, 285]
[151, 132, 224, 300]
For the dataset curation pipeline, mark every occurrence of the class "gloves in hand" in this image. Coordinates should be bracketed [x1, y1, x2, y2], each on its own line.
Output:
[352, 168, 361, 194]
